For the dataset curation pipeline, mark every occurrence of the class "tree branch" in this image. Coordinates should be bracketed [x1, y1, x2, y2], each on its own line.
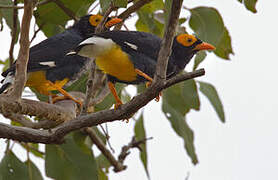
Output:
[154, 0, 183, 81]
[9, 0, 34, 100]
[8, 0, 18, 67]
[114, 0, 153, 30]
[118, 136, 152, 166]
[0, 69, 204, 144]
[53, 0, 77, 21]
[85, 127, 126, 172]
[82, 6, 114, 114]
[0, 96, 76, 122]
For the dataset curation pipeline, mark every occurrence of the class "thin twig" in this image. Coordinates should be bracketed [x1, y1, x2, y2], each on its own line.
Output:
[114, 0, 153, 30]
[30, 22, 44, 44]
[8, 0, 18, 67]
[85, 127, 126, 172]
[99, 123, 115, 153]
[81, 5, 114, 114]
[0, 5, 23, 9]
[53, 0, 77, 21]
[88, 2, 99, 13]
[118, 136, 152, 166]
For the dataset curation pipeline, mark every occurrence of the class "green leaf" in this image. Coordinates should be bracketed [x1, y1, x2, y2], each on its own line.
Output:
[45, 132, 98, 180]
[164, 0, 172, 22]
[135, 0, 164, 37]
[134, 113, 149, 178]
[114, 0, 128, 8]
[163, 79, 200, 115]
[238, 0, 258, 13]
[193, 51, 207, 70]
[95, 83, 125, 111]
[0, 151, 43, 180]
[198, 81, 225, 123]
[181, 79, 200, 111]
[98, 168, 108, 180]
[0, 0, 20, 41]
[20, 143, 44, 159]
[96, 154, 111, 172]
[99, 0, 112, 12]
[213, 27, 233, 59]
[34, 0, 94, 37]
[189, 6, 234, 60]
[25, 160, 43, 180]
[0, 151, 29, 180]
[162, 80, 199, 164]
[65, 73, 88, 93]
[162, 99, 198, 164]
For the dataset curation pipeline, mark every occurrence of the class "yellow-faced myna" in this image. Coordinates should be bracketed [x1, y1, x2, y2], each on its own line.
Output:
[69, 31, 215, 108]
[0, 14, 121, 105]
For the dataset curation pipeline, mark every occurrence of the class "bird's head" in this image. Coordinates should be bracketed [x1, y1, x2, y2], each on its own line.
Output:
[175, 34, 215, 52]
[74, 14, 122, 37]
[172, 34, 215, 70]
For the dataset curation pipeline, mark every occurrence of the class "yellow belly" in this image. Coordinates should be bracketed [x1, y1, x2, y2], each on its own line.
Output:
[95, 46, 137, 81]
[26, 71, 69, 95]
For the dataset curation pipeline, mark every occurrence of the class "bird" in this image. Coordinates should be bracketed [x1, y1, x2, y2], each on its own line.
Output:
[0, 14, 122, 106]
[68, 31, 215, 108]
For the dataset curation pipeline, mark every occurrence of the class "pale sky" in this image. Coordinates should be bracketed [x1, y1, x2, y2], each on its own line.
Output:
[1, 0, 278, 180]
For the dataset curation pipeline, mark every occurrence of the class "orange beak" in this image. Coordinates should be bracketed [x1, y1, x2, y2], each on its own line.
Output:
[194, 42, 215, 51]
[105, 18, 122, 28]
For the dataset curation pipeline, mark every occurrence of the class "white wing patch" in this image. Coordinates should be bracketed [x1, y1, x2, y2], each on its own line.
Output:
[2, 72, 14, 85]
[79, 36, 114, 47]
[77, 36, 116, 58]
[39, 61, 56, 67]
[124, 42, 138, 50]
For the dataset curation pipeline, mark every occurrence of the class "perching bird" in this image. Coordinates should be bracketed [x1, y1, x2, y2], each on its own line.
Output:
[0, 14, 122, 105]
[69, 31, 215, 108]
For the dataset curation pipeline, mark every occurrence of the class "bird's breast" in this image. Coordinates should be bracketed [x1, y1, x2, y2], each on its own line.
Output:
[95, 46, 137, 82]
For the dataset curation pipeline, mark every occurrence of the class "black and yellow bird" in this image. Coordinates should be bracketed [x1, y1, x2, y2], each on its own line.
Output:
[69, 31, 215, 108]
[0, 14, 121, 105]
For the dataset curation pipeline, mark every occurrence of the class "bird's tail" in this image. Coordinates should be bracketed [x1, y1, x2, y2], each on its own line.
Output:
[0, 72, 14, 94]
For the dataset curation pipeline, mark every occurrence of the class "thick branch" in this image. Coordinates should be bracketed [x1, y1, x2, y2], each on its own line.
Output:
[0, 96, 75, 122]
[154, 0, 183, 81]
[0, 69, 204, 143]
[10, 0, 34, 100]
[165, 69, 205, 89]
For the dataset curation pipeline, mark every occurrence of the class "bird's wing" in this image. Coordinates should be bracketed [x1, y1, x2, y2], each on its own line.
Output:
[2, 29, 84, 76]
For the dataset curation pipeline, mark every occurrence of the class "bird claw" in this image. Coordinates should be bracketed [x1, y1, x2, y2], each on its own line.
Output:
[114, 101, 123, 109]
[52, 95, 83, 107]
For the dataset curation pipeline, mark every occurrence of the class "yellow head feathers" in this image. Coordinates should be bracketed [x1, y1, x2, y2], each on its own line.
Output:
[176, 34, 198, 47]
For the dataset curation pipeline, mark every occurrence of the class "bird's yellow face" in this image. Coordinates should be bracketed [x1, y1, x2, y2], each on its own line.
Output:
[89, 14, 122, 28]
[89, 14, 103, 27]
[176, 34, 198, 47]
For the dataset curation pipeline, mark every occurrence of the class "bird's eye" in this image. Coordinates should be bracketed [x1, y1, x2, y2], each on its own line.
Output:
[187, 38, 192, 43]
[95, 19, 100, 22]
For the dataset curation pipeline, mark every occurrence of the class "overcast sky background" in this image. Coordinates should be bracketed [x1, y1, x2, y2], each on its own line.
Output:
[1, 0, 278, 180]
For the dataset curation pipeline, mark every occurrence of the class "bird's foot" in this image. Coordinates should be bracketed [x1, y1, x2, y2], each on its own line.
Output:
[52, 95, 83, 107]
[145, 81, 162, 102]
[114, 100, 123, 109]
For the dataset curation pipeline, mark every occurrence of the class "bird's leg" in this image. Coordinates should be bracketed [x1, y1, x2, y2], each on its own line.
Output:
[134, 69, 161, 102]
[108, 81, 123, 109]
[108, 82, 129, 123]
[47, 81, 83, 106]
